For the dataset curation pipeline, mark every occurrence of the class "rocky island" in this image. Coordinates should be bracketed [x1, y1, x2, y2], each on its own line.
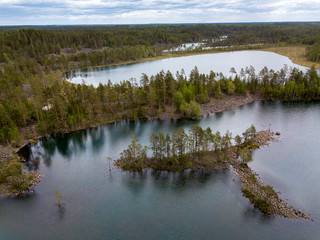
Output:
[114, 125, 310, 219]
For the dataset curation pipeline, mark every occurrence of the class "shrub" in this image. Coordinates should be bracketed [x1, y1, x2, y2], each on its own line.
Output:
[242, 185, 272, 215]
[248, 173, 257, 183]
[253, 199, 271, 215]
[239, 162, 249, 168]
[0, 156, 34, 192]
[261, 185, 279, 200]
[241, 186, 255, 201]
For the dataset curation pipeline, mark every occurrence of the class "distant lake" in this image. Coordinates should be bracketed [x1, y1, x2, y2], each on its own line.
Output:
[64, 51, 308, 86]
[1, 101, 320, 240]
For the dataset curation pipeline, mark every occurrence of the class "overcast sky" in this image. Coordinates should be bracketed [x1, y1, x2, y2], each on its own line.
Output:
[0, 0, 320, 25]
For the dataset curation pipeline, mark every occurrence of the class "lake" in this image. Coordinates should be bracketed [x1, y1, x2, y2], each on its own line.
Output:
[64, 51, 308, 86]
[0, 101, 319, 240]
[1, 51, 319, 239]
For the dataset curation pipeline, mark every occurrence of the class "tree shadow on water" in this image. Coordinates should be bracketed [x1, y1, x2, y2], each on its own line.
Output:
[121, 171, 148, 196]
[149, 169, 215, 192]
[56, 206, 66, 220]
[242, 205, 274, 224]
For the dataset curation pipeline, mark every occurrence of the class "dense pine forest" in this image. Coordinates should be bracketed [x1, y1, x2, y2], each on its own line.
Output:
[1, 64, 320, 145]
[1, 23, 320, 73]
[1, 22, 320, 194]
[0, 23, 320, 146]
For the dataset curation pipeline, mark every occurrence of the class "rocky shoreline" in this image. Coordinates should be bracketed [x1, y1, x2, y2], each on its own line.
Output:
[231, 157, 309, 219]
[0, 171, 43, 198]
[200, 92, 263, 115]
[154, 92, 262, 120]
[0, 94, 312, 219]
[115, 129, 310, 220]
[1, 93, 261, 197]
[229, 131, 310, 219]
[12, 93, 262, 156]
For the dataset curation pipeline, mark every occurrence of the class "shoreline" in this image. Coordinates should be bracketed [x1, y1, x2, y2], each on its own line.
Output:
[1, 45, 319, 201]
[0, 171, 43, 198]
[258, 46, 320, 70]
[15, 92, 262, 154]
[1, 92, 262, 197]
[0, 97, 312, 220]
[231, 130, 309, 219]
[114, 130, 310, 220]
[61, 45, 270, 74]
[62, 45, 319, 76]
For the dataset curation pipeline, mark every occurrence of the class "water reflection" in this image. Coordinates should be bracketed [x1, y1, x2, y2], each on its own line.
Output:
[121, 170, 217, 194]
[9, 101, 320, 239]
[56, 206, 66, 220]
[242, 206, 275, 224]
[121, 171, 148, 196]
[90, 127, 105, 154]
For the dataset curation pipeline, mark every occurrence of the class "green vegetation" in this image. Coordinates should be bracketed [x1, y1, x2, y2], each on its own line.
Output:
[2, 23, 320, 71]
[2, 62, 320, 146]
[241, 174, 280, 215]
[115, 125, 288, 216]
[248, 173, 258, 183]
[241, 185, 271, 215]
[307, 43, 320, 63]
[1, 23, 320, 196]
[261, 185, 279, 200]
[115, 125, 257, 171]
[1, 24, 320, 146]
[0, 155, 34, 192]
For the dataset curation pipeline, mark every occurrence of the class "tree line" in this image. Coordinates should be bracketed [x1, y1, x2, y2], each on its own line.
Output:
[1, 23, 320, 196]
[1, 64, 320, 145]
[1, 23, 320, 147]
[307, 43, 320, 63]
[115, 125, 257, 171]
[2, 23, 320, 76]
[2, 23, 320, 61]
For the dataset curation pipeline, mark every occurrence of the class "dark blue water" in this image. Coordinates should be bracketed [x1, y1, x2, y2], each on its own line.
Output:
[0, 101, 319, 240]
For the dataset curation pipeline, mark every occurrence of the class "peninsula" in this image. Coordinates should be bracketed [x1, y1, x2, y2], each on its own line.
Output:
[114, 125, 310, 219]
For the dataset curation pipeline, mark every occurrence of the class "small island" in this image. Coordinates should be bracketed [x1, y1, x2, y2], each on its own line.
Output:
[0, 153, 42, 197]
[114, 125, 310, 219]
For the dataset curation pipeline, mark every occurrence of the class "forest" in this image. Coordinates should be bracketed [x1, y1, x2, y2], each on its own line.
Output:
[1, 22, 320, 195]
[115, 125, 258, 171]
[0, 23, 320, 146]
[1, 23, 320, 74]
[1, 64, 319, 146]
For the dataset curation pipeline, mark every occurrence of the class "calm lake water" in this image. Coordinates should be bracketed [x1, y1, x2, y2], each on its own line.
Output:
[1, 101, 319, 240]
[1, 52, 319, 239]
[64, 51, 308, 86]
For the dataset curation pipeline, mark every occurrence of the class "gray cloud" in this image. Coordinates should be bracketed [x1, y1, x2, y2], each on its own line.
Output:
[0, 0, 319, 25]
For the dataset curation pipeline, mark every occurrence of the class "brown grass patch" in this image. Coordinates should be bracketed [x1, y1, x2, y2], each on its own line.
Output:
[258, 46, 320, 70]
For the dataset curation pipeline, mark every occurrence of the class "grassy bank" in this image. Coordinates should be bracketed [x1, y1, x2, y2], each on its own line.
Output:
[62, 44, 272, 73]
[63, 45, 319, 76]
[165, 45, 320, 71]
[260, 45, 320, 70]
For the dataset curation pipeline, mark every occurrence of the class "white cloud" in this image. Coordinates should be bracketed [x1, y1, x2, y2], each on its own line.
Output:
[0, 0, 320, 25]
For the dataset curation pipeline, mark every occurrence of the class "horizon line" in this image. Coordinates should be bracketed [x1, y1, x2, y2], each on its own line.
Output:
[1, 21, 320, 27]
